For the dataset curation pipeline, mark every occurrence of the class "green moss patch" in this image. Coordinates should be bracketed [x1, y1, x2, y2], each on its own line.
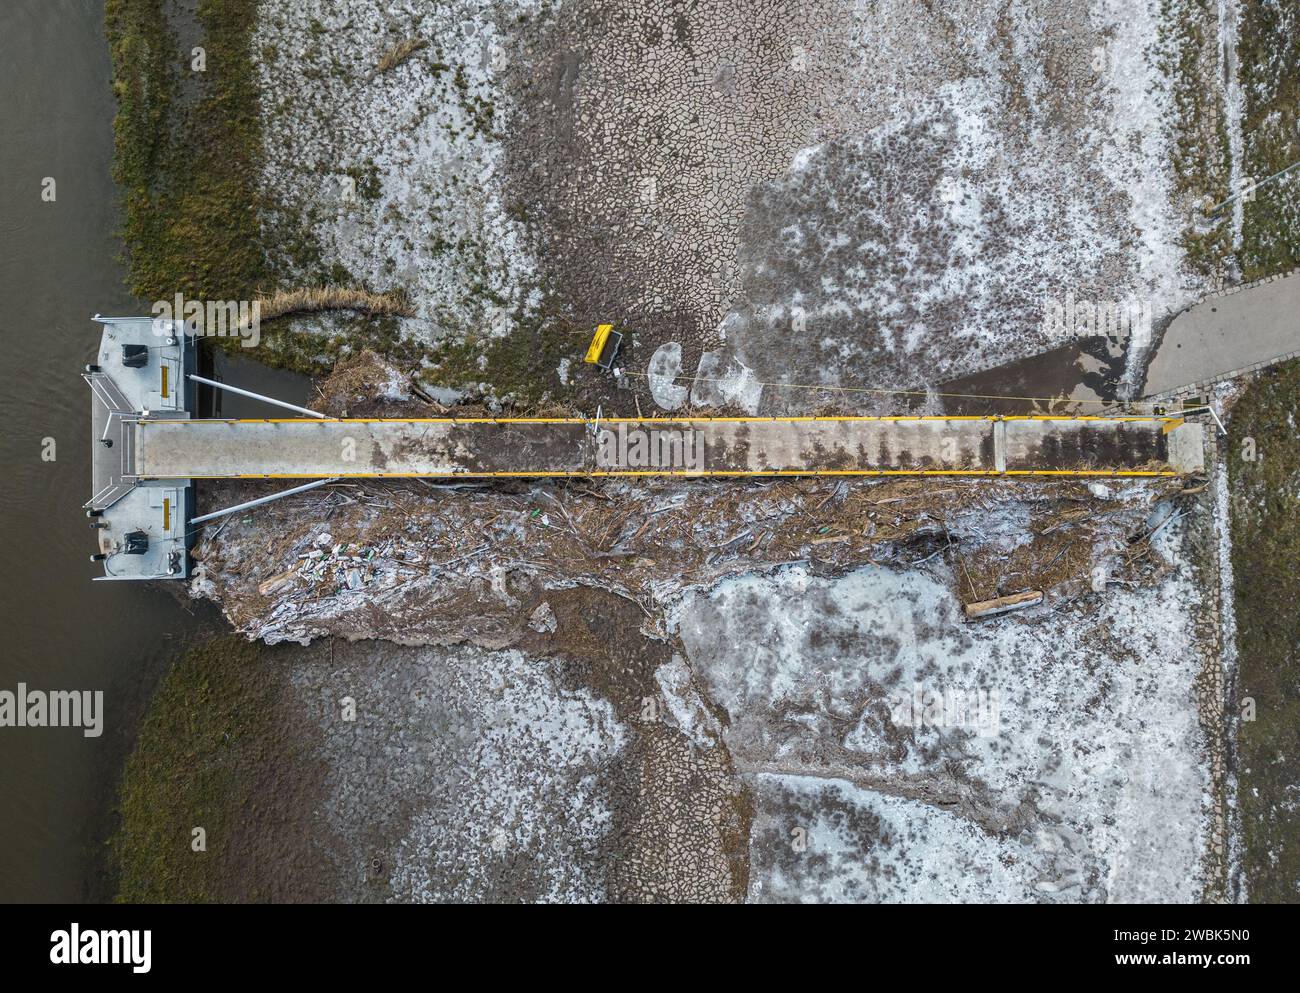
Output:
[1238, 0, 1300, 279]
[1228, 359, 1300, 901]
[1160, 0, 1233, 276]
[107, 0, 267, 302]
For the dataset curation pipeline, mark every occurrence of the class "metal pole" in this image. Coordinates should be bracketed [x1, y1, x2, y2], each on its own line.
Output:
[1182, 404, 1227, 436]
[190, 477, 339, 525]
[188, 374, 326, 418]
[1204, 157, 1300, 215]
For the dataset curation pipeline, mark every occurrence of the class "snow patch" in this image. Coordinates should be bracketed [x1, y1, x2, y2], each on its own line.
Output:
[670, 548, 1210, 902]
[647, 341, 689, 410]
[255, 0, 542, 345]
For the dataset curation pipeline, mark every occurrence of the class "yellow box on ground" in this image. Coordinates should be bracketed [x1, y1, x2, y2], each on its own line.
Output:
[585, 324, 613, 364]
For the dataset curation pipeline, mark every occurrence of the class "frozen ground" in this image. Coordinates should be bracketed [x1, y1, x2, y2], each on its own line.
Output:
[256, 0, 542, 343]
[253, 0, 1205, 405]
[293, 643, 625, 902]
[279, 602, 749, 902]
[500, 0, 1203, 408]
[719, 2, 1192, 406]
[670, 523, 1210, 902]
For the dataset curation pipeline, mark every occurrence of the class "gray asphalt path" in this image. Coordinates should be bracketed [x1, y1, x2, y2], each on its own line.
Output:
[1144, 271, 1300, 396]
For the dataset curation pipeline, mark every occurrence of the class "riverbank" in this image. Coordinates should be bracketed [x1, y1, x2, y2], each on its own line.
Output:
[104, 0, 581, 401]
[1239, 1, 1300, 280]
[1227, 360, 1300, 901]
[112, 614, 753, 902]
[1221, 1, 1300, 902]
[106, 0, 265, 304]
[112, 635, 335, 902]
[105, 0, 431, 377]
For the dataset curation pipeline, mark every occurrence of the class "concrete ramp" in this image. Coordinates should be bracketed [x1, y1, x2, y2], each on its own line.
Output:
[134, 416, 1204, 479]
[1144, 269, 1300, 396]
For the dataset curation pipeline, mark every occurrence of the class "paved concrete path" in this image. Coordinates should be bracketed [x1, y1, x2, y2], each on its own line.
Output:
[133, 416, 1203, 478]
[1143, 270, 1300, 396]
